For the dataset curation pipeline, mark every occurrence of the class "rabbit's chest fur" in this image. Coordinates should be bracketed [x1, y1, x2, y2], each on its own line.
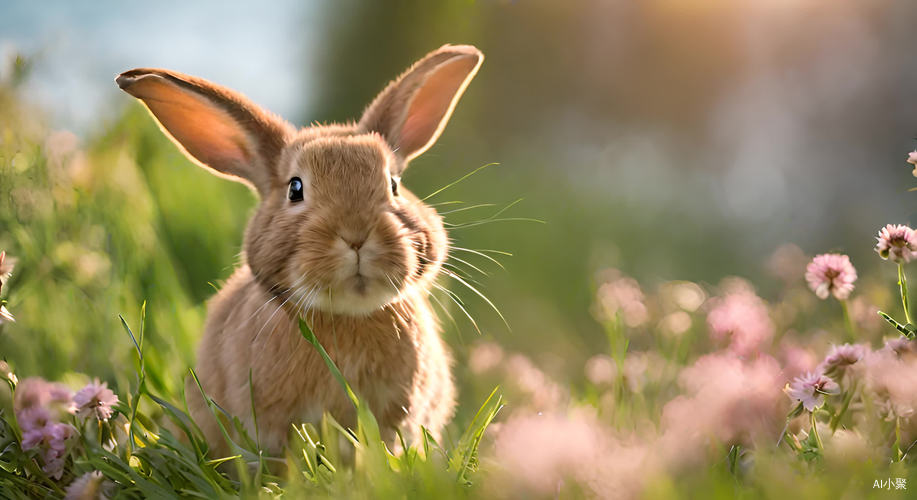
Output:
[189, 266, 454, 453]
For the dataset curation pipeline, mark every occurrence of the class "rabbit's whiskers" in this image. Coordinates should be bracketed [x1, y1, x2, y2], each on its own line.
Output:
[241, 273, 310, 329]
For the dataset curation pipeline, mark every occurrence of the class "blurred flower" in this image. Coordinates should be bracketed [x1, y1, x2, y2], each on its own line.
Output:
[505, 354, 566, 410]
[706, 288, 774, 356]
[823, 429, 876, 465]
[849, 296, 881, 337]
[805, 253, 857, 300]
[0, 360, 17, 386]
[883, 336, 917, 357]
[786, 372, 840, 412]
[493, 409, 651, 498]
[14, 378, 77, 480]
[74, 379, 119, 421]
[766, 244, 808, 284]
[584, 355, 616, 386]
[875, 224, 917, 263]
[863, 348, 917, 420]
[0, 251, 15, 324]
[778, 340, 818, 380]
[818, 343, 868, 378]
[14, 377, 75, 415]
[21, 420, 74, 479]
[908, 150, 917, 177]
[661, 352, 784, 464]
[622, 353, 649, 393]
[468, 341, 504, 374]
[0, 250, 13, 288]
[658, 311, 692, 337]
[595, 270, 648, 327]
[65, 471, 110, 500]
[0, 304, 13, 324]
[658, 281, 706, 312]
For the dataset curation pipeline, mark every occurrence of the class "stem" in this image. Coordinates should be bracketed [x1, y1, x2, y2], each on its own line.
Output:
[810, 411, 824, 450]
[830, 381, 857, 432]
[840, 300, 855, 341]
[898, 262, 912, 325]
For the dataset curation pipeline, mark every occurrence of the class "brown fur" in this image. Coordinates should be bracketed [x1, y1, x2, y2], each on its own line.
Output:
[116, 45, 483, 455]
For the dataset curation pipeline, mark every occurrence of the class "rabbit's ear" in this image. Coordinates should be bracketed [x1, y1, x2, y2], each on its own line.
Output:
[359, 44, 483, 168]
[116, 68, 293, 193]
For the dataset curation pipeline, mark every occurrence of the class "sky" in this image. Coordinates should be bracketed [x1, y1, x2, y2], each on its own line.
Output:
[1, 1, 317, 131]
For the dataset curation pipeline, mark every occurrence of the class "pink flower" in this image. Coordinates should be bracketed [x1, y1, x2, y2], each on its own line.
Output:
[767, 244, 808, 284]
[883, 336, 917, 357]
[19, 415, 75, 479]
[706, 289, 774, 356]
[73, 379, 119, 421]
[584, 355, 617, 385]
[875, 224, 917, 263]
[909, 150, 917, 177]
[778, 341, 818, 380]
[595, 270, 648, 327]
[504, 355, 567, 411]
[468, 341, 504, 374]
[863, 348, 917, 420]
[818, 343, 868, 378]
[786, 372, 840, 412]
[805, 254, 857, 300]
[661, 352, 784, 457]
[14, 377, 78, 479]
[14, 377, 75, 415]
[493, 410, 652, 498]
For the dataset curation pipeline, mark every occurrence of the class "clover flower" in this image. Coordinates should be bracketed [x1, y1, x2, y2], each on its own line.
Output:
[875, 224, 917, 263]
[805, 254, 857, 300]
[786, 372, 840, 412]
[73, 379, 119, 421]
[818, 343, 867, 378]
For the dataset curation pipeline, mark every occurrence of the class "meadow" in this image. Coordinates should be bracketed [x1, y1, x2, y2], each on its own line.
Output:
[2, 52, 917, 498]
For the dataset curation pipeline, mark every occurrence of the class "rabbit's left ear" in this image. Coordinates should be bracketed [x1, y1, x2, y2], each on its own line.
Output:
[359, 44, 483, 170]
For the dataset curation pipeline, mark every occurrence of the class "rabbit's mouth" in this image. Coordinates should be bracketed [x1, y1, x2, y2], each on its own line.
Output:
[316, 280, 400, 316]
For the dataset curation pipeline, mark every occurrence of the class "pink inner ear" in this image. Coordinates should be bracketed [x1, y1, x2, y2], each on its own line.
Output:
[399, 56, 480, 159]
[129, 77, 253, 175]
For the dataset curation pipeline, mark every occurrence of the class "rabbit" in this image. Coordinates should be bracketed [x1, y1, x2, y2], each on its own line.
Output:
[116, 44, 484, 455]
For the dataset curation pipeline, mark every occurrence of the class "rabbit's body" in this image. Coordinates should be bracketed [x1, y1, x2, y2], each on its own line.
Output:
[118, 45, 483, 453]
[190, 264, 453, 453]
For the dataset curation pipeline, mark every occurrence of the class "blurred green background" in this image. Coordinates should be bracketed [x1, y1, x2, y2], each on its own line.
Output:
[2, 0, 917, 415]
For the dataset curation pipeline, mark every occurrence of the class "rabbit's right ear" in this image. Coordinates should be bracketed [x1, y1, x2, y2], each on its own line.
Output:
[116, 69, 293, 193]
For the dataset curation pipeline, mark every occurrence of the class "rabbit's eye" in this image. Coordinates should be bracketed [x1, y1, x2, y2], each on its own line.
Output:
[288, 177, 304, 202]
[390, 176, 400, 197]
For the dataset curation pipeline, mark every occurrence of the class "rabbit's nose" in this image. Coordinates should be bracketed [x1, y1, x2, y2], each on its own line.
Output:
[342, 235, 365, 251]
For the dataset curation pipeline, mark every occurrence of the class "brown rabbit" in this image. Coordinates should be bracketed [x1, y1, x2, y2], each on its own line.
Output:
[116, 45, 483, 454]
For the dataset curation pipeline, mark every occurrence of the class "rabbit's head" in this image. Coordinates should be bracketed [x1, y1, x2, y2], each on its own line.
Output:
[117, 45, 483, 315]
